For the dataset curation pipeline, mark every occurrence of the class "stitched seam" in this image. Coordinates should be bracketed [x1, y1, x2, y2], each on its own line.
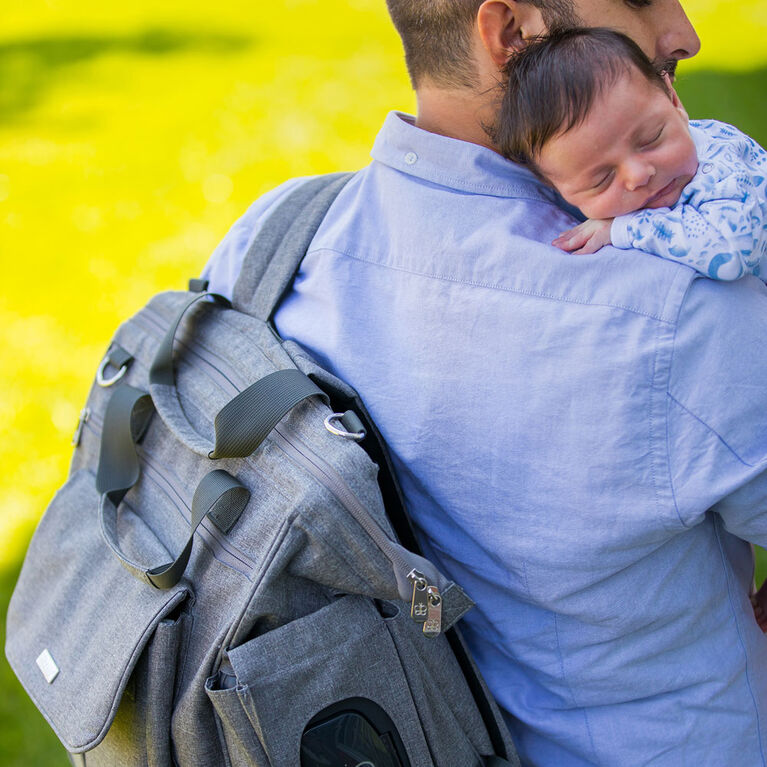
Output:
[665, 316, 684, 527]
[384, 162, 563, 201]
[309, 247, 677, 324]
[552, 612, 599, 765]
[667, 393, 755, 469]
[713, 518, 766, 765]
[648, 318, 664, 529]
[648, 269, 694, 531]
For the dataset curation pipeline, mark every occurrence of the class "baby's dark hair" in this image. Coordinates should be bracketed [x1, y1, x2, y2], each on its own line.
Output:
[491, 28, 667, 174]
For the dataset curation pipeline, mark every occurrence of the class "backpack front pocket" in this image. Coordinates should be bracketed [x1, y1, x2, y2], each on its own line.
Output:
[205, 594, 438, 767]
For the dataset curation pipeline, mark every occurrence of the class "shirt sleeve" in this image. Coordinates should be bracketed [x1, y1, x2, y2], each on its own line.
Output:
[611, 129, 767, 281]
[201, 176, 315, 300]
[667, 274, 767, 544]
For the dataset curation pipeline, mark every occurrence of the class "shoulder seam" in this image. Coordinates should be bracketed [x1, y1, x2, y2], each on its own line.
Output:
[308, 246, 686, 323]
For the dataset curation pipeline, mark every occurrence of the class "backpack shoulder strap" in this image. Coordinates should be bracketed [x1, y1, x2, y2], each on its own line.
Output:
[231, 172, 355, 322]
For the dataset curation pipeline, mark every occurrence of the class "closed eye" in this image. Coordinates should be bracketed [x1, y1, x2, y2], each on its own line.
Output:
[591, 170, 614, 191]
[642, 127, 664, 148]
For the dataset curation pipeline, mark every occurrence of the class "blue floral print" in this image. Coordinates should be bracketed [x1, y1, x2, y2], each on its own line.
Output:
[611, 120, 767, 280]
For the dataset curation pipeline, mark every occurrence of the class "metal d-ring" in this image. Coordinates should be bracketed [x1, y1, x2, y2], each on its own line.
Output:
[96, 357, 128, 387]
[323, 412, 367, 441]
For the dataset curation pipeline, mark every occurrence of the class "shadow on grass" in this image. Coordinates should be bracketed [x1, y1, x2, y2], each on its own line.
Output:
[0, 28, 254, 123]
[676, 65, 767, 146]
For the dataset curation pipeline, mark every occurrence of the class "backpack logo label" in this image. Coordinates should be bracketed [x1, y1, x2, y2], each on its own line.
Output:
[36, 649, 59, 684]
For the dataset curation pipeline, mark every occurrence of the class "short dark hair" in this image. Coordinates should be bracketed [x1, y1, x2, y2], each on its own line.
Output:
[490, 27, 667, 172]
[385, 0, 580, 90]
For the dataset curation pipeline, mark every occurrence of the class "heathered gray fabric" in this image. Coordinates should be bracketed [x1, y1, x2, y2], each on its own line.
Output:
[6, 176, 517, 766]
[232, 172, 353, 320]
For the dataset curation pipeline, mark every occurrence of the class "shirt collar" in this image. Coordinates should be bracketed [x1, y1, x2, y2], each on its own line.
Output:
[371, 111, 563, 205]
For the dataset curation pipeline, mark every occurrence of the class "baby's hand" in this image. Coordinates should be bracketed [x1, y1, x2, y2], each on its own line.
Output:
[553, 218, 613, 255]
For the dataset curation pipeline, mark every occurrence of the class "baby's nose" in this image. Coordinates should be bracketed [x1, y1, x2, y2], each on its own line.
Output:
[624, 160, 656, 192]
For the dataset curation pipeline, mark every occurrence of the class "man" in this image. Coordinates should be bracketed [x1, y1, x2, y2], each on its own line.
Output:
[204, 2, 767, 764]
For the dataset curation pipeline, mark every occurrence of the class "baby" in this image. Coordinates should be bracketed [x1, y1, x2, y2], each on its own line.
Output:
[493, 27, 767, 280]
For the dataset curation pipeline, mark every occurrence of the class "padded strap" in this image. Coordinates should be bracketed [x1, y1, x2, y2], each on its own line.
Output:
[231, 172, 355, 321]
[96, 386, 251, 588]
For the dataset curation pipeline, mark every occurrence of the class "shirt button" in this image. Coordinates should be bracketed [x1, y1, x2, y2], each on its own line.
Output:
[404, 151, 418, 165]
[701, 162, 713, 173]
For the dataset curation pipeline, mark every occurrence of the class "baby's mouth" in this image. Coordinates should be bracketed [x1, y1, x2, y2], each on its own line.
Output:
[645, 178, 679, 208]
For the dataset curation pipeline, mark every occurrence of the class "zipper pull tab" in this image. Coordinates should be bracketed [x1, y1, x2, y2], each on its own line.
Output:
[408, 568, 429, 624]
[422, 585, 442, 638]
[72, 407, 91, 447]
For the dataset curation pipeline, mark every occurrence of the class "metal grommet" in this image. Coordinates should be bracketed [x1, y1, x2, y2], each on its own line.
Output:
[323, 412, 366, 441]
[96, 357, 128, 387]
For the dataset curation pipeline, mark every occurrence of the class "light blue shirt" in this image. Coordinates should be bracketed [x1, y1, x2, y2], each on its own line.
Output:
[612, 119, 767, 280]
[203, 112, 767, 766]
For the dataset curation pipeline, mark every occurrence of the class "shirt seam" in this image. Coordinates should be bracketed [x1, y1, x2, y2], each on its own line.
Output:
[383, 165, 561, 202]
[648, 265, 696, 533]
[660, 271, 697, 529]
[667, 392, 754, 469]
[552, 612, 599, 764]
[662, 269, 755, 528]
[664, 318, 684, 527]
[308, 246, 679, 324]
[713, 516, 766, 765]
[648, 317, 666, 530]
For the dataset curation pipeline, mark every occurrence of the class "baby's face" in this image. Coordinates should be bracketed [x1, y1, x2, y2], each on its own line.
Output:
[535, 67, 699, 220]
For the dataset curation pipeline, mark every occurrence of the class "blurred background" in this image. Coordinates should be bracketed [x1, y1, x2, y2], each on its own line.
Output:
[1, 0, 765, 762]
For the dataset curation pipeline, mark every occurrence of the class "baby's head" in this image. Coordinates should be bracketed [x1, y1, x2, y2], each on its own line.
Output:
[493, 28, 699, 219]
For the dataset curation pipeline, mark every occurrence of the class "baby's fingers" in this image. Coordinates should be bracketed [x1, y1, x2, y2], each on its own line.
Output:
[553, 227, 590, 252]
[571, 235, 603, 255]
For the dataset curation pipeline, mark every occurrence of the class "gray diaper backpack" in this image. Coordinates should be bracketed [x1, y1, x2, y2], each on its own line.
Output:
[6, 173, 519, 767]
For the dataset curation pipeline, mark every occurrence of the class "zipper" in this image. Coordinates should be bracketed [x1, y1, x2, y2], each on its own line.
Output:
[72, 407, 90, 447]
[126, 305, 446, 633]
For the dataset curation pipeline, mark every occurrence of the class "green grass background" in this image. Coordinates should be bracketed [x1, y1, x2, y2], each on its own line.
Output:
[0, 0, 765, 762]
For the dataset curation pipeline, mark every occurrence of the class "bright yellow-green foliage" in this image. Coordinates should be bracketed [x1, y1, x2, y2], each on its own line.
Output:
[1, 0, 415, 567]
[0, 1, 765, 760]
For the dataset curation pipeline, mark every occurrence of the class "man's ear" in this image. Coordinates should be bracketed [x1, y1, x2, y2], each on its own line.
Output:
[661, 71, 690, 121]
[477, 0, 547, 68]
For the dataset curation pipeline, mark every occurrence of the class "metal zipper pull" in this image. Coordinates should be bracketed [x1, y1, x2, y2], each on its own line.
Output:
[408, 568, 429, 623]
[72, 407, 91, 447]
[422, 585, 442, 638]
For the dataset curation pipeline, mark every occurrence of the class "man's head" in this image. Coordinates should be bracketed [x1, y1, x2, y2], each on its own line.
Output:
[385, 0, 700, 146]
[493, 28, 699, 218]
[385, 0, 578, 89]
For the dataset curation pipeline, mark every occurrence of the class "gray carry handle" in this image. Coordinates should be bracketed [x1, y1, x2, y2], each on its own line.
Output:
[147, 290, 328, 459]
[96, 384, 251, 588]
